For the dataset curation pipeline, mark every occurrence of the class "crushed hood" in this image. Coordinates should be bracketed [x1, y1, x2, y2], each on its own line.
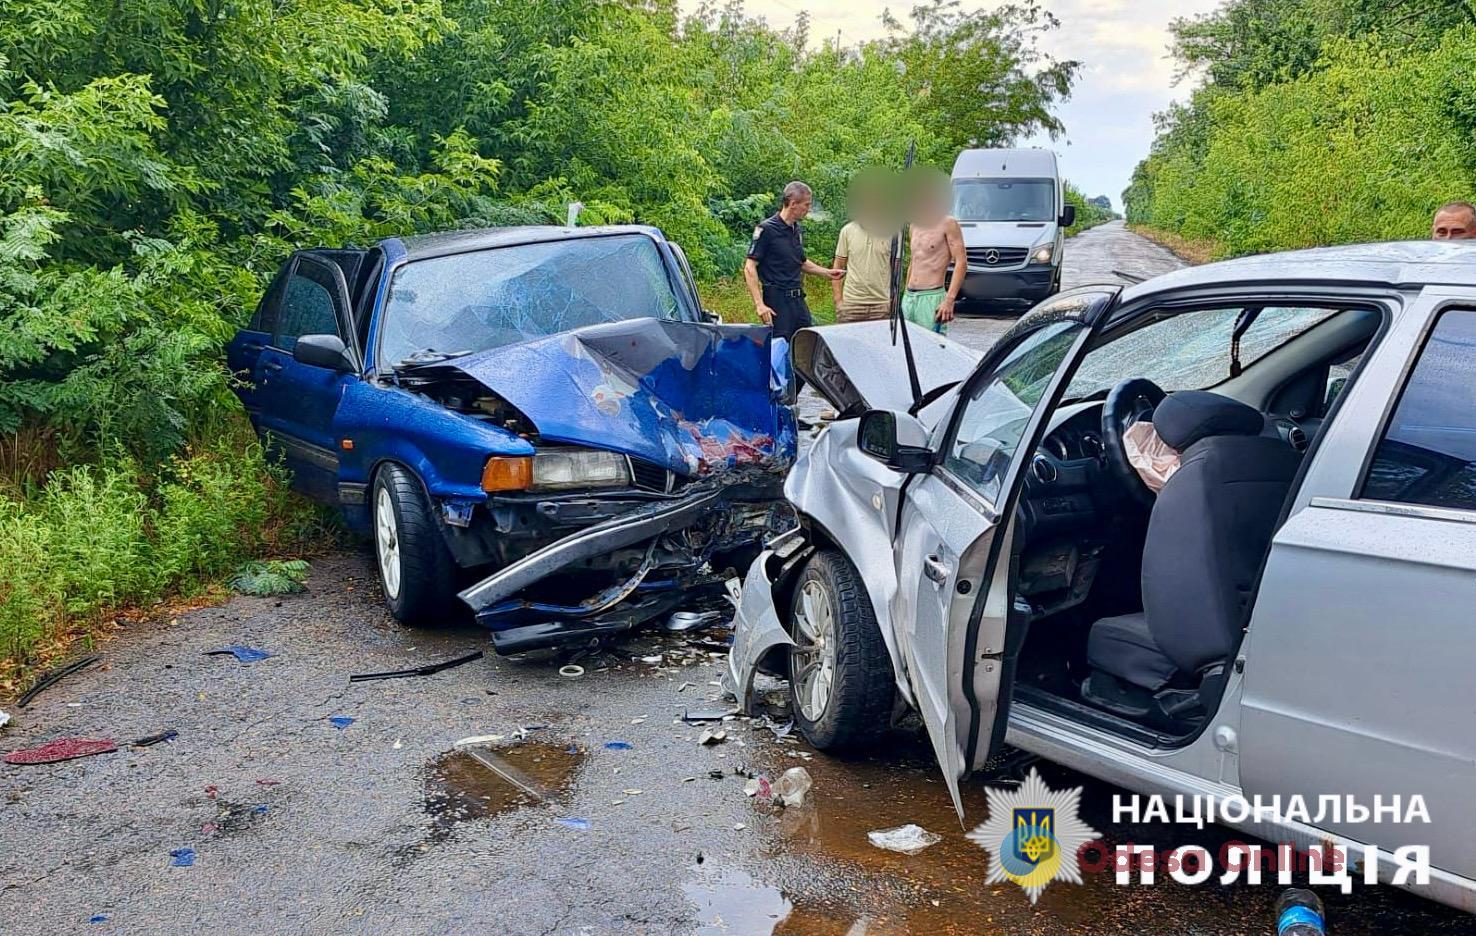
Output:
[451, 318, 796, 477]
[791, 320, 983, 418]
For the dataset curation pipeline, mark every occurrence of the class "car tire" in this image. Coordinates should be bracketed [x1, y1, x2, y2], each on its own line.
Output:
[371, 463, 459, 626]
[788, 549, 896, 751]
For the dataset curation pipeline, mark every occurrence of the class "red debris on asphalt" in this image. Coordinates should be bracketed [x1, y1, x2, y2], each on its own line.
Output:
[4, 738, 118, 765]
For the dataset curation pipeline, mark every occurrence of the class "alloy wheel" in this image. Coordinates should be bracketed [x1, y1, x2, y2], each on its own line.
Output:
[792, 579, 838, 721]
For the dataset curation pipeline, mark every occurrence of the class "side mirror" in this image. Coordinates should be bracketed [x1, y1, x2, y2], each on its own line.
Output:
[1059, 204, 1077, 228]
[858, 409, 936, 473]
[703, 309, 723, 324]
[293, 334, 354, 371]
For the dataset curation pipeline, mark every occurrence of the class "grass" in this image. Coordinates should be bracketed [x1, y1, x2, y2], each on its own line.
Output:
[698, 277, 838, 326]
[1127, 224, 1223, 265]
[0, 422, 338, 693]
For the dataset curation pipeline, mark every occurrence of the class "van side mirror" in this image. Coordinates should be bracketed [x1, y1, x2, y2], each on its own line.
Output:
[293, 333, 354, 372]
[858, 409, 936, 473]
[1059, 205, 1077, 228]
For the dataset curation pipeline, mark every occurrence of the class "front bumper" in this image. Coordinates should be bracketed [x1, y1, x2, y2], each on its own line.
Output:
[958, 263, 1057, 305]
[457, 469, 792, 654]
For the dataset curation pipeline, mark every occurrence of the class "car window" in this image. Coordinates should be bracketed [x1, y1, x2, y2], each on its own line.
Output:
[248, 268, 288, 334]
[379, 234, 687, 368]
[1361, 309, 1476, 510]
[944, 321, 1083, 505]
[275, 260, 343, 350]
[1066, 306, 1341, 400]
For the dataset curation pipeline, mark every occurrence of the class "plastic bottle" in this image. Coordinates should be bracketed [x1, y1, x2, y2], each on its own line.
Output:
[1275, 888, 1326, 935]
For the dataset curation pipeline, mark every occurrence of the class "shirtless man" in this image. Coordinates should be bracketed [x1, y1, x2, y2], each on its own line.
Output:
[903, 168, 967, 334]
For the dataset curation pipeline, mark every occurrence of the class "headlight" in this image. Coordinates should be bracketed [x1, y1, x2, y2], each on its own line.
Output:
[1032, 244, 1054, 265]
[531, 449, 632, 490]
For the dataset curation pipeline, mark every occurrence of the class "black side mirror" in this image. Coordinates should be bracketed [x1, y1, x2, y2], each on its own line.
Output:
[858, 410, 936, 473]
[1059, 204, 1077, 228]
[293, 334, 354, 371]
[703, 309, 723, 324]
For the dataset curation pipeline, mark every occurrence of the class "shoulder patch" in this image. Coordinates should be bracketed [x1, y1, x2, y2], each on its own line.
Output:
[752, 226, 763, 240]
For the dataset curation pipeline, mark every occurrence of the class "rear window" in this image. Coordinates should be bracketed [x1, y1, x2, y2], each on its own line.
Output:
[1361, 309, 1476, 510]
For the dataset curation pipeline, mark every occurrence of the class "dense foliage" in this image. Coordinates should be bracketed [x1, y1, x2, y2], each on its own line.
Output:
[0, 0, 1079, 665]
[1124, 0, 1476, 256]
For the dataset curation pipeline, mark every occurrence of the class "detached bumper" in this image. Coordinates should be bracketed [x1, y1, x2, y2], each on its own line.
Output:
[959, 264, 1057, 305]
[458, 471, 789, 654]
[726, 529, 811, 712]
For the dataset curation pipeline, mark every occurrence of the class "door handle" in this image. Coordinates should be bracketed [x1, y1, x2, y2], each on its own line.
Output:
[261, 361, 284, 374]
[923, 555, 951, 585]
[242, 341, 264, 352]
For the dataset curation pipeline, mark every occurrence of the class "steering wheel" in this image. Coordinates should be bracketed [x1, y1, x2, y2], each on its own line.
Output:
[1102, 377, 1166, 508]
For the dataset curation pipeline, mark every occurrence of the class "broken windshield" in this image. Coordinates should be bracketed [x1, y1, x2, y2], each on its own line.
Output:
[1065, 305, 1342, 400]
[379, 234, 689, 367]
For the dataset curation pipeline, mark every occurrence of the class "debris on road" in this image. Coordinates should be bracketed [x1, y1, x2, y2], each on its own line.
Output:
[204, 646, 272, 664]
[682, 706, 738, 723]
[603, 741, 632, 750]
[229, 559, 309, 596]
[328, 716, 355, 730]
[16, 655, 100, 708]
[168, 848, 196, 867]
[454, 734, 505, 747]
[4, 738, 118, 765]
[867, 824, 942, 855]
[0, 709, 9, 731]
[743, 776, 772, 798]
[349, 650, 484, 682]
[773, 767, 811, 807]
[559, 665, 585, 678]
[555, 818, 589, 830]
[130, 729, 177, 747]
[698, 727, 727, 746]
[666, 610, 725, 632]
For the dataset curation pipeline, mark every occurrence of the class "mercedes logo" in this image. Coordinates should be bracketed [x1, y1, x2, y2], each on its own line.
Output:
[984, 249, 1000, 264]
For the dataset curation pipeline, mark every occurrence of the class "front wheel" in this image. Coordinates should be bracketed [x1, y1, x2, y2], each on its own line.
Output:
[788, 550, 896, 751]
[372, 464, 458, 626]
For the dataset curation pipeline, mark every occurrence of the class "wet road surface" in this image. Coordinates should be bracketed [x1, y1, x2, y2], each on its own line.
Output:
[2, 224, 1466, 933]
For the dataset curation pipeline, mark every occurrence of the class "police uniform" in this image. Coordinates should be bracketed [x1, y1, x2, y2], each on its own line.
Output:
[748, 213, 812, 340]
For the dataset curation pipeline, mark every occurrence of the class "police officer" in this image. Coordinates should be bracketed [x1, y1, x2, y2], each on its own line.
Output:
[743, 181, 844, 339]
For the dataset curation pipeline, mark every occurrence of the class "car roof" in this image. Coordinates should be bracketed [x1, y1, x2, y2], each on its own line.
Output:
[952, 148, 1057, 178]
[385, 224, 667, 262]
[1119, 240, 1476, 302]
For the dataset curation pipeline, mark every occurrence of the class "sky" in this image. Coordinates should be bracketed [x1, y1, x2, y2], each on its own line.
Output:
[679, 0, 1224, 210]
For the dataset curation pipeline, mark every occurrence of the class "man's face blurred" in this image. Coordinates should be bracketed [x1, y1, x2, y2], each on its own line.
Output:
[1432, 207, 1476, 239]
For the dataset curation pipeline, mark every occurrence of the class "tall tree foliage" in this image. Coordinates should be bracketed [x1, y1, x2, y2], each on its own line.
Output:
[1126, 0, 1476, 255]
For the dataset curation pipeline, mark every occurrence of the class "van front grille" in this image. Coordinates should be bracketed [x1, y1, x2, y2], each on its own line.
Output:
[966, 247, 1029, 266]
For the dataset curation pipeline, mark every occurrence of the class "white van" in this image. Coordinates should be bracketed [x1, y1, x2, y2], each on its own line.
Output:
[950, 148, 1074, 311]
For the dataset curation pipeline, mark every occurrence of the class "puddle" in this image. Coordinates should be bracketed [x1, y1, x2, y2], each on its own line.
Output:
[421, 740, 586, 843]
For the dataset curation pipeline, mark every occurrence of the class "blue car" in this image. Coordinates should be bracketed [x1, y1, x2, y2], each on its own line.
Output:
[228, 226, 796, 653]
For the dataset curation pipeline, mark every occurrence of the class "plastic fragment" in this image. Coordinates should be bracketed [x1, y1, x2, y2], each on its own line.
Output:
[169, 848, 196, 867]
[0, 709, 9, 730]
[774, 767, 812, 808]
[89, 915, 108, 924]
[868, 824, 942, 855]
[603, 741, 632, 750]
[640, 655, 663, 664]
[559, 665, 585, 678]
[698, 728, 727, 746]
[666, 610, 724, 632]
[328, 716, 355, 730]
[256, 779, 281, 786]
[204, 646, 272, 664]
[683, 706, 739, 723]
[744, 776, 772, 799]
[16, 655, 100, 708]
[555, 818, 590, 830]
[349, 650, 483, 682]
[131, 729, 177, 747]
[454, 734, 505, 747]
[4, 738, 117, 765]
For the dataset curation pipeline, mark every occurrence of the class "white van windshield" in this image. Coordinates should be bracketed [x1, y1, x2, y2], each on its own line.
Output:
[953, 178, 1055, 222]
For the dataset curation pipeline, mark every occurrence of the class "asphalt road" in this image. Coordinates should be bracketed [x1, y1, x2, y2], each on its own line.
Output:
[1, 222, 1465, 934]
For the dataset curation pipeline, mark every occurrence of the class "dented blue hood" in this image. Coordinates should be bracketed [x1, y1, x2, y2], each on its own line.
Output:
[451, 318, 797, 477]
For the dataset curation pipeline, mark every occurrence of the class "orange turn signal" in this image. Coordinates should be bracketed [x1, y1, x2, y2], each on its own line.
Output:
[481, 456, 533, 492]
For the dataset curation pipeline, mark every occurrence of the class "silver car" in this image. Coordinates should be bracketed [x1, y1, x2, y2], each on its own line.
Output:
[729, 241, 1476, 911]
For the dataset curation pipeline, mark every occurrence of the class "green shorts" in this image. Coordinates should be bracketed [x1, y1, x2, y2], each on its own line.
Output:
[902, 287, 948, 334]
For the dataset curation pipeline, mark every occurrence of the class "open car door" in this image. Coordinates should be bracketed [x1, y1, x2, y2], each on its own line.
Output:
[891, 288, 1118, 819]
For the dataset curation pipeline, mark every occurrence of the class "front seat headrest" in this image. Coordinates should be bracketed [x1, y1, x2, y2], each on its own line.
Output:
[1152, 390, 1263, 450]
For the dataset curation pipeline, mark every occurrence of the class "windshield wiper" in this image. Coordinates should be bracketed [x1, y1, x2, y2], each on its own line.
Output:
[394, 348, 472, 369]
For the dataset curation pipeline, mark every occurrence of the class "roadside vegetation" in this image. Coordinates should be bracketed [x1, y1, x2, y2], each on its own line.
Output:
[0, 0, 1083, 673]
[1125, 0, 1476, 257]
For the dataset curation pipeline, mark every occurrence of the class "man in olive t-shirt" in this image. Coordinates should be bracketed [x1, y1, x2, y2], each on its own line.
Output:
[833, 172, 897, 323]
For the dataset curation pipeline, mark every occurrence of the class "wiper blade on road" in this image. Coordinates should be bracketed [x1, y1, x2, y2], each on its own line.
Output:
[393, 348, 472, 369]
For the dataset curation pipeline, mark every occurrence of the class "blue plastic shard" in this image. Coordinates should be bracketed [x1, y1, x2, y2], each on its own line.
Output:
[554, 818, 590, 830]
[603, 741, 632, 750]
[328, 716, 355, 730]
[169, 848, 195, 867]
[205, 646, 272, 664]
